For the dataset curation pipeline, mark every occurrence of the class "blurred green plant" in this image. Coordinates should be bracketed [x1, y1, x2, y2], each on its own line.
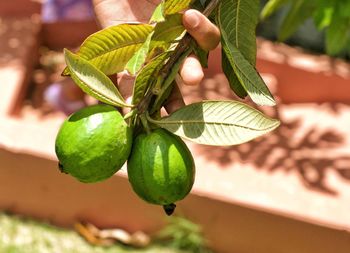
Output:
[261, 0, 350, 56]
[155, 216, 212, 253]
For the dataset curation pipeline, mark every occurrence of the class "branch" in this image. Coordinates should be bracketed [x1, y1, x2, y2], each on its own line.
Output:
[161, 0, 220, 77]
[138, 0, 221, 115]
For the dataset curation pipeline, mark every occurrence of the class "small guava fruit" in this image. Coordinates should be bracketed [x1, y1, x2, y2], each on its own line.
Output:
[55, 104, 132, 183]
[127, 128, 195, 215]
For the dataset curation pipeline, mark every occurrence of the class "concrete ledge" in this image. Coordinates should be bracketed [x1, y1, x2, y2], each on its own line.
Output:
[0, 148, 349, 253]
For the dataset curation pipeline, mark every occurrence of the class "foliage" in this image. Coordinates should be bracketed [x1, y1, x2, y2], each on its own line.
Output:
[155, 216, 212, 253]
[261, 0, 350, 56]
[148, 101, 279, 145]
[57, 0, 280, 210]
[62, 0, 279, 147]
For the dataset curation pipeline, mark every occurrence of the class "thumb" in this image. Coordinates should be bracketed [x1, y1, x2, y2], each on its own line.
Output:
[182, 9, 221, 51]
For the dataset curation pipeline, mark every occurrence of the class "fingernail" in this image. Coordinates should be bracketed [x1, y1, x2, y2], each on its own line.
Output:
[184, 10, 200, 29]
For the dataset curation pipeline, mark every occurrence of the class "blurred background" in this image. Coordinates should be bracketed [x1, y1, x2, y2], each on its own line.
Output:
[0, 0, 350, 252]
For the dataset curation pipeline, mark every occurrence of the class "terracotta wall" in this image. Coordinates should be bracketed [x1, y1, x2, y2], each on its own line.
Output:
[1, 148, 350, 253]
[0, 0, 41, 17]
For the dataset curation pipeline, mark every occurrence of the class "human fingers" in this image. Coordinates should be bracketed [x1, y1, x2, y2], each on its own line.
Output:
[182, 9, 221, 51]
[179, 10, 220, 86]
[179, 54, 204, 86]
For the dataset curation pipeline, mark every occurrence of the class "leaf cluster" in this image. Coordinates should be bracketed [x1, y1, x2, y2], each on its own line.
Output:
[261, 0, 350, 56]
[155, 216, 212, 253]
[62, 0, 279, 146]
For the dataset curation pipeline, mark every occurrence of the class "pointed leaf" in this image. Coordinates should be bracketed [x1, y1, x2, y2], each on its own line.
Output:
[326, 16, 350, 56]
[217, 0, 259, 65]
[260, 0, 289, 20]
[163, 0, 193, 15]
[144, 14, 185, 63]
[64, 49, 129, 108]
[152, 13, 185, 49]
[150, 3, 165, 23]
[223, 40, 276, 106]
[193, 44, 209, 68]
[312, 0, 334, 29]
[71, 24, 153, 75]
[126, 31, 154, 75]
[150, 48, 192, 113]
[217, 0, 260, 100]
[222, 49, 247, 98]
[278, 0, 316, 41]
[132, 52, 171, 105]
[148, 100, 280, 146]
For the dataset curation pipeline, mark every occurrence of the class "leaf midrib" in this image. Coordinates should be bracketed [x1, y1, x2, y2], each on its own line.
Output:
[66, 50, 127, 107]
[234, 59, 273, 102]
[160, 119, 279, 132]
[73, 71, 123, 104]
[227, 42, 275, 104]
[235, 0, 241, 48]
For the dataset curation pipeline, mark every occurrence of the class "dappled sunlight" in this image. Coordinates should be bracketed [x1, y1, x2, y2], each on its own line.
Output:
[175, 46, 350, 196]
[192, 103, 350, 195]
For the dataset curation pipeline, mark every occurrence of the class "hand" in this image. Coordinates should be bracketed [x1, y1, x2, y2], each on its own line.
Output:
[92, 0, 220, 112]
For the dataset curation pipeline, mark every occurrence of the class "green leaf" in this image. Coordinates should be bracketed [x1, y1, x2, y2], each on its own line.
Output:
[150, 48, 192, 113]
[64, 49, 129, 108]
[217, 0, 259, 65]
[144, 14, 185, 63]
[217, 0, 261, 100]
[163, 0, 193, 15]
[191, 0, 205, 11]
[150, 3, 165, 23]
[326, 16, 350, 56]
[337, 1, 350, 18]
[68, 24, 153, 75]
[152, 13, 186, 48]
[278, 0, 316, 41]
[132, 52, 171, 105]
[221, 49, 247, 98]
[222, 39, 276, 106]
[260, 0, 289, 20]
[125, 31, 154, 75]
[151, 80, 176, 114]
[313, 0, 334, 29]
[148, 100, 280, 146]
[193, 44, 208, 68]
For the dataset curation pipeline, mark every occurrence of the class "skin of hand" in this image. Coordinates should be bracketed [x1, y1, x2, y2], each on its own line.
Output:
[92, 0, 221, 112]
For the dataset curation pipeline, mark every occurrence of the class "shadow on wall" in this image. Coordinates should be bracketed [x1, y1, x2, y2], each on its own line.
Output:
[177, 41, 350, 196]
[194, 103, 350, 196]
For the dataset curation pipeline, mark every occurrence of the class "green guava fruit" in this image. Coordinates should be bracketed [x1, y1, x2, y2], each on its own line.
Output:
[55, 104, 132, 183]
[127, 128, 195, 215]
